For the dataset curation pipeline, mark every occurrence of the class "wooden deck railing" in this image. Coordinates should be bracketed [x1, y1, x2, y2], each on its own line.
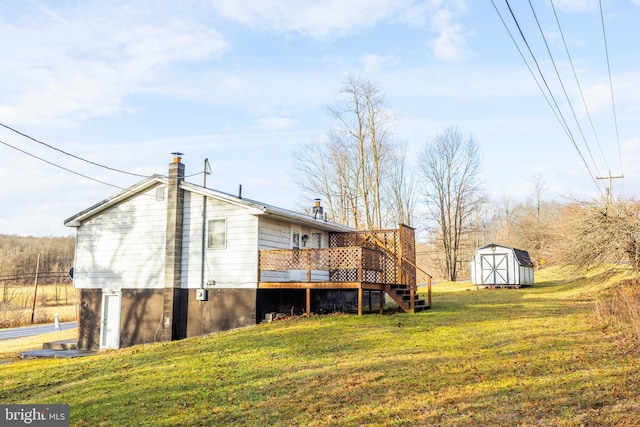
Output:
[259, 246, 409, 286]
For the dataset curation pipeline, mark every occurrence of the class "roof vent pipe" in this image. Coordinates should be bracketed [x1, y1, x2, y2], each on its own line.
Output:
[238, 184, 242, 199]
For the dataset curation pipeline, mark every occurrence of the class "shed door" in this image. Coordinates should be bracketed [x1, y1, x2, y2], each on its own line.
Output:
[480, 254, 508, 285]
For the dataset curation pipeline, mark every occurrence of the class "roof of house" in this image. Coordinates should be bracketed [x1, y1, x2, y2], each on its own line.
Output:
[64, 174, 353, 232]
[477, 243, 534, 267]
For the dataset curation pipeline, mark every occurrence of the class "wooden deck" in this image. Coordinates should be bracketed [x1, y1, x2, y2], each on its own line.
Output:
[258, 226, 432, 315]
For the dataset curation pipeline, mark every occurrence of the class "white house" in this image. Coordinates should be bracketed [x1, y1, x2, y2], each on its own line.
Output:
[469, 243, 534, 288]
[65, 156, 426, 350]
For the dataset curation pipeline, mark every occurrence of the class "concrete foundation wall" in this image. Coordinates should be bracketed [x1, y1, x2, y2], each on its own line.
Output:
[78, 287, 258, 350]
[78, 289, 102, 351]
[120, 289, 165, 347]
[185, 288, 257, 337]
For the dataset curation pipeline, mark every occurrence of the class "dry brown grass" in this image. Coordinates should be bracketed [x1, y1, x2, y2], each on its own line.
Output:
[0, 283, 77, 327]
[595, 277, 640, 339]
[0, 328, 77, 360]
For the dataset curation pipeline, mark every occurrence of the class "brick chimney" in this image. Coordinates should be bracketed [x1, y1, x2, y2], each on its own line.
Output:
[163, 153, 186, 341]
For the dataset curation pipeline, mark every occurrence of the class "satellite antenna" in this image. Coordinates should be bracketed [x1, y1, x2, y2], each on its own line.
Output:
[203, 158, 212, 187]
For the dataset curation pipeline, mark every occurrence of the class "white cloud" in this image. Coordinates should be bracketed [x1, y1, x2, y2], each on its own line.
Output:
[361, 54, 392, 74]
[427, 6, 470, 61]
[552, 0, 598, 12]
[211, 0, 427, 39]
[211, 0, 471, 62]
[256, 117, 298, 131]
[582, 84, 612, 113]
[0, 1, 228, 129]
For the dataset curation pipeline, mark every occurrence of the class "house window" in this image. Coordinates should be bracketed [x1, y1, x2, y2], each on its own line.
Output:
[208, 219, 226, 249]
[311, 232, 321, 248]
[291, 225, 301, 249]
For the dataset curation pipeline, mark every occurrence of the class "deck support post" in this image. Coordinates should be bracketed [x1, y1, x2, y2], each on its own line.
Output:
[357, 287, 363, 316]
[306, 288, 311, 317]
[379, 291, 384, 314]
[368, 290, 372, 313]
[410, 285, 415, 312]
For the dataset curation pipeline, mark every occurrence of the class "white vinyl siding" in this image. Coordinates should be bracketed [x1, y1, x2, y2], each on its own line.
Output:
[181, 194, 259, 289]
[73, 184, 167, 289]
[258, 217, 330, 282]
[258, 217, 291, 249]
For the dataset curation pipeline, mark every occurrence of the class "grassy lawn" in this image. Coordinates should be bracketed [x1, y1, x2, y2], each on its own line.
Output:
[1, 267, 639, 426]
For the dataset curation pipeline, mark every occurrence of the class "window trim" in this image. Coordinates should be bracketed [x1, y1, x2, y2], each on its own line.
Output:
[207, 218, 227, 250]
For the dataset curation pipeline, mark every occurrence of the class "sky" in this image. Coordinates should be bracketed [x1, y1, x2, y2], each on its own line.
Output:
[0, 0, 639, 236]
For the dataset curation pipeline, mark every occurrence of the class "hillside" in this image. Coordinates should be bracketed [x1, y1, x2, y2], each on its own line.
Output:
[1, 267, 639, 426]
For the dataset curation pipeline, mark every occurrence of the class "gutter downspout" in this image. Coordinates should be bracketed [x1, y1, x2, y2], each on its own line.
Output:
[201, 159, 209, 290]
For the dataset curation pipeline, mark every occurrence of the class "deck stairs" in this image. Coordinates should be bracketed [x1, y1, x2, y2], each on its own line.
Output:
[362, 233, 432, 314]
[385, 283, 430, 313]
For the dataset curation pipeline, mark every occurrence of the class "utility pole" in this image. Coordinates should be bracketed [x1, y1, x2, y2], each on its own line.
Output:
[30, 253, 41, 324]
[596, 170, 624, 202]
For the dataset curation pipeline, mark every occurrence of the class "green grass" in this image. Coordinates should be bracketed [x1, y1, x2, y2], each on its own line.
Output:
[1, 267, 639, 426]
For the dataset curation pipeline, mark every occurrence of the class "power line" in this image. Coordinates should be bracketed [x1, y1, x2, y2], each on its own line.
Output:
[527, 0, 601, 178]
[495, 0, 602, 194]
[0, 122, 149, 178]
[0, 122, 209, 193]
[0, 137, 213, 205]
[0, 137, 138, 192]
[549, 0, 610, 173]
[598, 0, 624, 176]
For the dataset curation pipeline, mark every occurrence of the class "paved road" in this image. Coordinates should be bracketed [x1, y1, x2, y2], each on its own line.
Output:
[0, 321, 77, 341]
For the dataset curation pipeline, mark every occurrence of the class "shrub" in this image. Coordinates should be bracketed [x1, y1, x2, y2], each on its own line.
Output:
[595, 278, 640, 339]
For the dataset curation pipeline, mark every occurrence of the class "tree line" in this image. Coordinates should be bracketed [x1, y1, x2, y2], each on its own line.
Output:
[295, 75, 640, 281]
[0, 234, 74, 288]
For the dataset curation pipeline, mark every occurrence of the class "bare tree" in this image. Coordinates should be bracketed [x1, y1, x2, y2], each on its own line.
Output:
[295, 75, 410, 229]
[385, 143, 417, 227]
[327, 75, 392, 229]
[417, 126, 482, 281]
[294, 136, 358, 226]
[531, 173, 545, 224]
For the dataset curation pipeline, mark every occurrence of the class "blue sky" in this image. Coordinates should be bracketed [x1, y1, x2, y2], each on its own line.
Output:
[0, 0, 638, 236]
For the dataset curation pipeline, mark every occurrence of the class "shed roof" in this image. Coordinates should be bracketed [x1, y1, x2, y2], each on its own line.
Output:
[478, 243, 534, 267]
[64, 174, 352, 233]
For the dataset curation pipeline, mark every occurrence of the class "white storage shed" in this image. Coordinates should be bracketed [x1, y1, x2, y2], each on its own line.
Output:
[470, 244, 534, 288]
